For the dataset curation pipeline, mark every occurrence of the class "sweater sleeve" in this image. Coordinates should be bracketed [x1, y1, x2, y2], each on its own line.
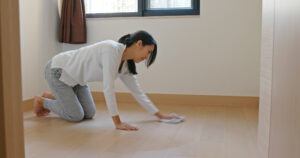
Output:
[120, 73, 159, 115]
[102, 51, 120, 116]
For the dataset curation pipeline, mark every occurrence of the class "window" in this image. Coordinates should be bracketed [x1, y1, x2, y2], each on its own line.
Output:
[85, 0, 138, 14]
[85, 0, 200, 18]
[147, 0, 192, 9]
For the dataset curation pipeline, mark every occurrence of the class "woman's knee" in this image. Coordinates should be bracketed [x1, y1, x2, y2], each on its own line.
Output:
[84, 108, 96, 119]
[64, 111, 85, 122]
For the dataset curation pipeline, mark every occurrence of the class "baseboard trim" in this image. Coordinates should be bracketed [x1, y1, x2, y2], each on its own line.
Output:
[23, 99, 34, 112]
[23, 92, 259, 112]
[91, 92, 259, 106]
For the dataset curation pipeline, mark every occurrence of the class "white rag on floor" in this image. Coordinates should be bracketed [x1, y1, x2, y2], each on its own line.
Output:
[159, 113, 185, 124]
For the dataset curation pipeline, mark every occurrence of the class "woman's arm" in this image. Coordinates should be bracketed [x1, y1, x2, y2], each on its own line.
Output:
[120, 73, 180, 120]
[119, 74, 159, 114]
[102, 51, 138, 130]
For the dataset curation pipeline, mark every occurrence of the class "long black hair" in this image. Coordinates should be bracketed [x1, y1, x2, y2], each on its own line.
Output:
[118, 30, 157, 75]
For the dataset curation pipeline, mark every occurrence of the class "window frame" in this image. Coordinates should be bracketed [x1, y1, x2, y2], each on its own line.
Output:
[86, 0, 200, 18]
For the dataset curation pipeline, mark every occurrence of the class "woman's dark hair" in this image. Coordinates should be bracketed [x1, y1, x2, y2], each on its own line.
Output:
[118, 30, 157, 75]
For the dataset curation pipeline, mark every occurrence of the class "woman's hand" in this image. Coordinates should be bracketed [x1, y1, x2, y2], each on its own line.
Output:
[115, 122, 138, 131]
[155, 112, 185, 123]
[112, 115, 138, 131]
[155, 112, 180, 120]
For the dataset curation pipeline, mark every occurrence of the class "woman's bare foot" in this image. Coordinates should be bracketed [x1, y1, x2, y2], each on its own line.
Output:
[42, 92, 55, 99]
[33, 96, 50, 117]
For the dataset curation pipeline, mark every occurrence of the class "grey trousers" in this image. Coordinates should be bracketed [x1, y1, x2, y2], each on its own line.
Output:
[44, 60, 96, 122]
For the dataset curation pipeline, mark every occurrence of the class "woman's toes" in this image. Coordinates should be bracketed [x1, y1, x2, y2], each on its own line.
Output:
[42, 92, 49, 98]
[33, 96, 41, 111]
[44, 109, 51, 113]
[39, 110, 50, 117]
[42, 92, 55, 99]
[33, 96, 46, 117]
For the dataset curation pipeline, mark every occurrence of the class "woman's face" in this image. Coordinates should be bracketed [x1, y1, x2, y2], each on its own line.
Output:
[133, 40, 154, 63]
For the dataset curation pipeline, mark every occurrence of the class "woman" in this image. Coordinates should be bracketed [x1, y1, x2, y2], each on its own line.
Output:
[33, 30, 183, 131]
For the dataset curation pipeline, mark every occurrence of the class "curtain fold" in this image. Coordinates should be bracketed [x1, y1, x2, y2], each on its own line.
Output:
[59, 0, 87, 44]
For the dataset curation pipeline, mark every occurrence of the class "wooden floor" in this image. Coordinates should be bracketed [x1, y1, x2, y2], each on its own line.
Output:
[24, 101, 258, 158]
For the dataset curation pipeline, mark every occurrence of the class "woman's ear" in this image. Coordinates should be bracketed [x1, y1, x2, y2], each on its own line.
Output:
[136, 40, 143, 47]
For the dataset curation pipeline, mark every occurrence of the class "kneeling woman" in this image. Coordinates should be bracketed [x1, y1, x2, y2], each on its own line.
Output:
[34, 30, 180, 131]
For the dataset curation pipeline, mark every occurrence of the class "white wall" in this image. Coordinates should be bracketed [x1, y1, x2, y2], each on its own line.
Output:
[258, 0, 300, 157]
[257, 0, 274, 157]
[63, 0, 262, 96]
[19, 0, 62, 100]
[20, 0, 262, 100]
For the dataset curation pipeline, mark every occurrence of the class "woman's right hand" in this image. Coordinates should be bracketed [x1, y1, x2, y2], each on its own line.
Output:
[115, 122, 138, 131]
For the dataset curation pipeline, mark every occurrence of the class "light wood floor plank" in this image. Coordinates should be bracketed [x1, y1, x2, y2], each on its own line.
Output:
[24, 101, 258, 158]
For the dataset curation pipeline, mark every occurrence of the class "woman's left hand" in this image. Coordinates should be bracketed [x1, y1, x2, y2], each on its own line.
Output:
[155, 112, 179, 120]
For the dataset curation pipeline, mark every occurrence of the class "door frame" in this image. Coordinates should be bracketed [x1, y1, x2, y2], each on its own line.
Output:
[0, 0, 25, 157]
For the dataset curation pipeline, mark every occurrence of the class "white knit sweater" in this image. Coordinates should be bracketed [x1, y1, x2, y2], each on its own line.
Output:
[51, 40, 159, 116]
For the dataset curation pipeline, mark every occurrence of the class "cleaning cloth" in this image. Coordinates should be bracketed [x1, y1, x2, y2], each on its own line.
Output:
[159, 113, 185, 124]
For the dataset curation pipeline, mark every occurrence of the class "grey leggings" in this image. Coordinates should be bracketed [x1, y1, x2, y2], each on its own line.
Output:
[44, 60, 96, 122]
